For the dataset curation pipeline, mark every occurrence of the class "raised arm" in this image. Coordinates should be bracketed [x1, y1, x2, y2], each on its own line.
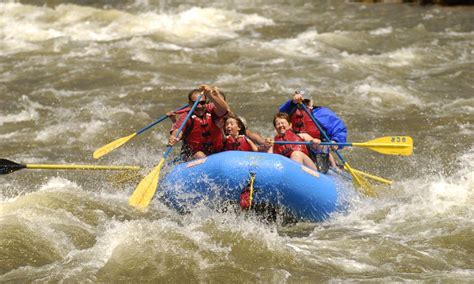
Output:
[199, 85, 230, 118]
[278, 92, 304, 114]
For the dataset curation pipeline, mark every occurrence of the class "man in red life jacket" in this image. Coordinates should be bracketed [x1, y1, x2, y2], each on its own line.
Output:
[279, 89, 347, 172]
[167, 85, 230, 161]
[167, 87, 266, 147]
[265, 112, 320, 171]
[223, 116, 258, 152]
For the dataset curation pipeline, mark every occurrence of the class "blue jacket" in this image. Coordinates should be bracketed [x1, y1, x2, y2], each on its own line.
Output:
[278, 100, 347, 146]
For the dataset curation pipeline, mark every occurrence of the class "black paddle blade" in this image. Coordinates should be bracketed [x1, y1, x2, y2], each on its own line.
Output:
[0, 159, 26, 174]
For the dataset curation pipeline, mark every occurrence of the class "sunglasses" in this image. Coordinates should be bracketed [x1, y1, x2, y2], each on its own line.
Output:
[190, 100, 207, 106]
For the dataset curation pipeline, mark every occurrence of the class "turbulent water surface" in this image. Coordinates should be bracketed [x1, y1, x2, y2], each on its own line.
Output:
[1, 0, 473, 282]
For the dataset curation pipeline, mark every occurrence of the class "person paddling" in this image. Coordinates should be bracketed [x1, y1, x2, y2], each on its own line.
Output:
[167, 85, 229, 161]
[265, 112, 320, 171]
[169, 87, 266, 147]
[278, 89, 347, 172]
[223, 116, 258, 152]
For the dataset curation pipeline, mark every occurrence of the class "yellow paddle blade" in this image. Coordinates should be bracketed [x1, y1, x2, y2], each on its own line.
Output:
[344, 162, 377, 197]
[93, 133, 137, 159]
[128, 158, 165, 210]
[353, 136, 413, 156]
[351, 168, 392, 185]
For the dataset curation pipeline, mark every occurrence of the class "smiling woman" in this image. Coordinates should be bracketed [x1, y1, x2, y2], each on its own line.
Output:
[268, 112, 320, 171]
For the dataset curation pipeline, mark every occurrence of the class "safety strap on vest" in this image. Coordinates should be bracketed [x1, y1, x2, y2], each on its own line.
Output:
[181, 114, 195, 141]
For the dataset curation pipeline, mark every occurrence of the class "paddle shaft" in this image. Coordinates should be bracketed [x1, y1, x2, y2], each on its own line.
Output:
[128, 94, 204, 210]
[300, 104, 348, 164]
[136, 104, 188, 135]
[273, 141, 409, 148]
[163, 95, 203, 158]
[300, 104, 391, 188]
[93, 105, 189, 159]
[26, 164, 140, 170]
[0, 158, 139, 175]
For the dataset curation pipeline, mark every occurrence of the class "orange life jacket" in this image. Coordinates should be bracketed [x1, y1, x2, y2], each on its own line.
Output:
[290, 107, 320, 139]
[273, 130, 308, 157]
[181, 113, 224, 157]
[224, 135, 253, 151]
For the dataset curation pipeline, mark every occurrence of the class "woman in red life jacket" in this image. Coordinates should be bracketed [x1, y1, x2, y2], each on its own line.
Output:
[168, 87, 266, 147]
[223, 116, 258, 152]
[207, 88, 266, 147]
[265, 112, 320, 171]
[168, 85, 230, 161]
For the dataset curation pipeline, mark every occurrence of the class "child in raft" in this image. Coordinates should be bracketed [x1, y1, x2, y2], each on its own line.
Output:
[223, 116, 258, 152]
[265, 112, 320, 171]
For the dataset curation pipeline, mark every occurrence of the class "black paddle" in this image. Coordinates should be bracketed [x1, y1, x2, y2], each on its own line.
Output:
[0, 159, 26, 174]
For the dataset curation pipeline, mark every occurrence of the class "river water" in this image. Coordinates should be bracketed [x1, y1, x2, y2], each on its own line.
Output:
[1, 0, 473, 282]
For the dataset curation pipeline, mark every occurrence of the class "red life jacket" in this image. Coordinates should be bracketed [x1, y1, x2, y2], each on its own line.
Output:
[290, 107, 320, 139]
[224, 135, 253, 151]
[273, 130, 308, 157]
[182, 113, 224, 156]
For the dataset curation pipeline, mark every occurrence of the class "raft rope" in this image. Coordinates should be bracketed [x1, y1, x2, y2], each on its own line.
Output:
[248, 173, 256, 209]
[240, 172, 256, 210]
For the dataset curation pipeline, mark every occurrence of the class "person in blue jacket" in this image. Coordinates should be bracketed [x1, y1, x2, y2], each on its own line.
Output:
[278, 89, 347, 172]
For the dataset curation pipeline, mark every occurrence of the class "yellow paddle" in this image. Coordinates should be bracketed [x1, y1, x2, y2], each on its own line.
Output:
[93, 104, 188, 159]
[350, 168, 392, 185]
[300, 104, 392, 194]
[129, 95, 203, 210]
[343, 162, 376, 196]
[348, 136, 413, 156]
[273, 136, 413, 156]
[0, 158, 139, 175]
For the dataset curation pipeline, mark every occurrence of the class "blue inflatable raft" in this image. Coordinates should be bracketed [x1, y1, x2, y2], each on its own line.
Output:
[159, 151, 346, 222]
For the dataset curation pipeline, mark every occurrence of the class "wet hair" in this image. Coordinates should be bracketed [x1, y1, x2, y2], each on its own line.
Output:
[273, 112, 291, 127]
[226, 115, 246, 135]
[187, 89, 201, 102]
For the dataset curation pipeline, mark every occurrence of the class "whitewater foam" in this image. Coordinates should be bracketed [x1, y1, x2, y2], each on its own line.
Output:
[345, 77, 423, 112]
[1, 3, 274, 55]
[369, 27, 393, 36]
